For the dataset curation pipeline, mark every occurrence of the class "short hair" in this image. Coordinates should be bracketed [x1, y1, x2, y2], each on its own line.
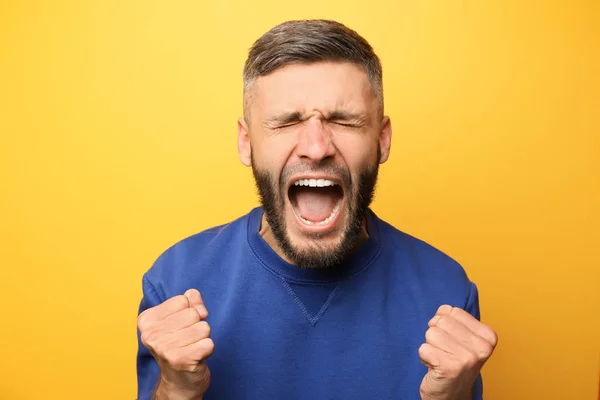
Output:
[242, 19, 383, 120]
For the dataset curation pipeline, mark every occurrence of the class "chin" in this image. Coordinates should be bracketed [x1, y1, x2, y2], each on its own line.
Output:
[281, 208, 354, 267]
[252, 161, 377, 268]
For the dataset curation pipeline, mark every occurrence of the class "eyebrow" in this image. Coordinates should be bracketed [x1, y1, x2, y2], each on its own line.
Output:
[264, 111, 304, 127]
[327, 111, 369, 124]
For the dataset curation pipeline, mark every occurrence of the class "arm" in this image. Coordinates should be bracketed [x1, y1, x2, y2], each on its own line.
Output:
[464, 282, 484, 400]
[136, 275, 213, 400]
[419, 282, 497, 400]
[137, 275, 162, 400]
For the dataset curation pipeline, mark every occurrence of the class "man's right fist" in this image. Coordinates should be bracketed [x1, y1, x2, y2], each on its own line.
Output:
[138, 289, 214, 400]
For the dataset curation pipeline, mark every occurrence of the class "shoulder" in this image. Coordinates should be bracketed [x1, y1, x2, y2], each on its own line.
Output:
[372, 212, 471, 287]
[372, 213, 478, 311]
[142, 209, 256, 298]
[155, 215, 246, 266]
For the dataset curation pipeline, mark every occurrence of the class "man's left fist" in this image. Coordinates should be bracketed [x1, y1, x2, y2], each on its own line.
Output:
[418, 305, 498, 400]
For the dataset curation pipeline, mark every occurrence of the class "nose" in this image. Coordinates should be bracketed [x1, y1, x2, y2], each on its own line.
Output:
[295, 118, 336, 162]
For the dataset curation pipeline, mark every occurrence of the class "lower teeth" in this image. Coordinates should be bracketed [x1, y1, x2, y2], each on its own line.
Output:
[300, 200, 341, 225]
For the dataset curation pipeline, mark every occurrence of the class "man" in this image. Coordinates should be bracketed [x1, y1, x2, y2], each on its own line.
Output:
[136, 19, 497, 400]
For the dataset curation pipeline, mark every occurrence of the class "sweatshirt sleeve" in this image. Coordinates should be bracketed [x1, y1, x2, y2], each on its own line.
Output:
[465, 281, 484, 400]
[136, 274, 163, 400]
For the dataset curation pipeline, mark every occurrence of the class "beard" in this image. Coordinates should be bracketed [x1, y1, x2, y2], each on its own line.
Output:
[252, 153, 380, 269]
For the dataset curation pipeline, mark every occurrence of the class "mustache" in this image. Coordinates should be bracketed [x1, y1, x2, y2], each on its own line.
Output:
[279, 163, 352, 193]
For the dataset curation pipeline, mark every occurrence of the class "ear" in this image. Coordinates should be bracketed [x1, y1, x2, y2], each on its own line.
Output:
[378, 116, 392, 164]
[238, 117, 252, 166]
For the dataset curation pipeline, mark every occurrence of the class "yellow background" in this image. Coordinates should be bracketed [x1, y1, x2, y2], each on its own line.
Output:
[1, 0, 598, 399]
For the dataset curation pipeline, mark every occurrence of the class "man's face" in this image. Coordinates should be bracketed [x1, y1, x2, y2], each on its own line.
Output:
[238, 62, 391, 268]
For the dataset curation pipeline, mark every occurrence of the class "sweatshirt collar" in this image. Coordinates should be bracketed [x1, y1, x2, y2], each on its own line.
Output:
[247, 207, 381, 283]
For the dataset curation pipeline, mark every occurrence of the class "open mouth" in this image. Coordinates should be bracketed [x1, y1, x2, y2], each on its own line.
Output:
[288, 178, 344, 228]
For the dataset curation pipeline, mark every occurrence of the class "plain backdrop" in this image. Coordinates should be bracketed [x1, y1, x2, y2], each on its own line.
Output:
[1, 0, 598, 399]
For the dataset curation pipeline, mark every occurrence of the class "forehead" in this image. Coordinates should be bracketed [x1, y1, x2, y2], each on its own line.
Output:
[249, 62, 376, 118]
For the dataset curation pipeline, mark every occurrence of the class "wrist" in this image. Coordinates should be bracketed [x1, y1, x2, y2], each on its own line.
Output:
[456, 389, 472, 400]
[153, 378, 204, 400]
[420, 388, 472, 400]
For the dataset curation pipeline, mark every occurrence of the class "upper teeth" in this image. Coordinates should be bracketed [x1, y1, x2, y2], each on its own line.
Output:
[293, 179, 336, 187]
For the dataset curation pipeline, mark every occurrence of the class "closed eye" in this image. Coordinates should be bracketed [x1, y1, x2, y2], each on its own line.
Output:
[276, 121, 301, 129]
[327, 111, 367, 128]
[332, 121, 358, 127]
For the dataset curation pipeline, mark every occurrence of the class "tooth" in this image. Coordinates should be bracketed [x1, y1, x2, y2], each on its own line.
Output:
[308, 179, 317, 187]
[314, 198, 342, 225]
[296, 194, 343, 226]
[302, 179, 308, 186]
[300, 199, 342, 226]
[317, 179, 325, 187]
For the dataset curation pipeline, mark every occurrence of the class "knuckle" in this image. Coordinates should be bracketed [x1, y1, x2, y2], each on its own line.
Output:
[140, 330, 157, 347]
[137, 312, 152, 330]
[437, 304, 452, 314]
[195, 305, 209, 319]
[140, 331, 151, 345]
[203, 338, 215, 357]
[199, 321, 211, 337]
[425, 327, 438, 342]
[435, 316, 449, 330]
[185, 307, 201, 323]
[206, 337, 215, 350]
[424, 328, 433, 342]
[489, 330, 499, 348]
[175, 295, 189, 309]
[448, 307, 464, 319]
[463, 350, 479, 369]
[417, 343, 429, 357]
[476, 339, 494, 359]
[190, 340, 211, 363]
[137, 314, 146, 330]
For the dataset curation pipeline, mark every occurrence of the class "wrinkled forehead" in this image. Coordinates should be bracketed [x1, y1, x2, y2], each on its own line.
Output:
[245, 62, 378, 121]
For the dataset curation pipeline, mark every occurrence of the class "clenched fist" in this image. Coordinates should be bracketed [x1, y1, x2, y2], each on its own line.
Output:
[137, 289, 214, 400]
[419, 305, 498, 400]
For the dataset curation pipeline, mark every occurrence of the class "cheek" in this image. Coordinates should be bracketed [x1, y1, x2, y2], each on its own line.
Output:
[251, 138, 293, 171]
[333, 136, 380, 168]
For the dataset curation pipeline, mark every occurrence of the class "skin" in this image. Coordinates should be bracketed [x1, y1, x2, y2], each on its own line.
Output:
[138, 289, 212, 400]
[137, 61, 497, 400]
[420, 305, 498, 399]
[238, 62, 391, 265]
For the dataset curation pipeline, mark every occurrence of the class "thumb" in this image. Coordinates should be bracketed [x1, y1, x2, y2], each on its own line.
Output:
[184, 288, 209, 319]
[420, 369, 445, 399]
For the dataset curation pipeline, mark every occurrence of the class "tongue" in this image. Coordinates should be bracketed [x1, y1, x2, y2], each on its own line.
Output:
[294, 187, 339, 222]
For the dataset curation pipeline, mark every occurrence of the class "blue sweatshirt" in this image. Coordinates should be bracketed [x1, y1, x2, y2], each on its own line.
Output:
[137, 207, 483, 399]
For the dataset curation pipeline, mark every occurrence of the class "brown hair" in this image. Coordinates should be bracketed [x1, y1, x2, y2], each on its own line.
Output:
[243, 19, 383, 119]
